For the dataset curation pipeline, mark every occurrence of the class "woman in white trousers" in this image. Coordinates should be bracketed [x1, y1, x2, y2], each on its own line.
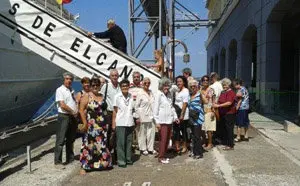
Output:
[135, 77, 156, 155]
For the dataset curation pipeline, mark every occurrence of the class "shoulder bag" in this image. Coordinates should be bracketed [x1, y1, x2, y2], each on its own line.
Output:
[101, 83, 108, 111]
[189, 93, 201, 121]
[173, 92, 182, 118]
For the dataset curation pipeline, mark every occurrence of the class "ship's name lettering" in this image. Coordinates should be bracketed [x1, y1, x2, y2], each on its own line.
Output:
[70, 37, 133, 79]
[8, 3, 133, 79]
[9, 4, 56, 38]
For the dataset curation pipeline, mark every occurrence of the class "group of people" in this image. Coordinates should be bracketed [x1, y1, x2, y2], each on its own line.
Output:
[53, 67, 250, 174]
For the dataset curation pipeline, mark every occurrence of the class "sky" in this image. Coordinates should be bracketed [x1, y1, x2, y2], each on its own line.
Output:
[64, 0, 208, 78]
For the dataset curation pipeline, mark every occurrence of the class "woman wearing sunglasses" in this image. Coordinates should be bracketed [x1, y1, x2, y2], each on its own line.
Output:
[188, 79, 208, 159]
[78, 78, 112, 174]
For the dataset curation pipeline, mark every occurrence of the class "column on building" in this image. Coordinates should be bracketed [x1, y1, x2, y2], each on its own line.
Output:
[257, 22, 281, 113]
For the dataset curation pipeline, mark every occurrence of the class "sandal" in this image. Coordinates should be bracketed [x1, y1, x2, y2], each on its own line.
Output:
[243, 138, 249, 142]
[180, 148, 188, 154]
[193, 155, 203, 159]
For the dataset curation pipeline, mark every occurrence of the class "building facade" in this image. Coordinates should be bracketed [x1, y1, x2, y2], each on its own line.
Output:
[206, 0, 300, 119]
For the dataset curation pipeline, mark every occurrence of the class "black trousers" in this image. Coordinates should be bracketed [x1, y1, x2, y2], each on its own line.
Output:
[173, 119, 189, 142]
[215, 120, 225, 141]
[105, 111, 117, 164]
[192, 125, 204, 156]
[220, 114, 236, 148]
[54, 113, 77, 164]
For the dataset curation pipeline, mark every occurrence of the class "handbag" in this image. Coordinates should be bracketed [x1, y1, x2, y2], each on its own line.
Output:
[101, 83, 108, 111]
[189, 109, 200, 121]
[173, 92, 182, 118]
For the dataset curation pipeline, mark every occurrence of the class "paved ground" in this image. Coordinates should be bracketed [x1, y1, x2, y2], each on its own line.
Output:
[62, 148, 224, 186]
[249, 112, 300, 163]
[1, 112, 300, 186]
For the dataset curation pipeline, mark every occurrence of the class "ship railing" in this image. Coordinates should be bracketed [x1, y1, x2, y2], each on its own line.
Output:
[32, 102, 56, 124]
[0, 115, 58, 154]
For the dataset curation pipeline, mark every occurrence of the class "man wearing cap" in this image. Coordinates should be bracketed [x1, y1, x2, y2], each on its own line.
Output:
[54, 72, 78, 169]
[182, 67, 194, 84]
[182, 68, 192, 79]
[88, 19, 127, 54]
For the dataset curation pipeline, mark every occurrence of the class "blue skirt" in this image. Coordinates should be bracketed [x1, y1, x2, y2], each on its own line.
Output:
[236, 110, 250, 127]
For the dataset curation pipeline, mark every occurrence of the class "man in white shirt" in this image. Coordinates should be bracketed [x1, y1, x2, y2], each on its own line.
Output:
[129, 71, 142, 149]
[100, 69, 121, 163]
[54, 72, 78, 168]
[209, 72, 223, 103]
[112, 79, 135, 168]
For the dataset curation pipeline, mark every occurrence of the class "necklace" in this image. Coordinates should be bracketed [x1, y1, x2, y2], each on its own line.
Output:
[122, 94, 130, 106]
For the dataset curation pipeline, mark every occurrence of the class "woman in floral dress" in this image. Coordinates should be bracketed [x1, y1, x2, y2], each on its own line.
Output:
[79, 78, 112, 175]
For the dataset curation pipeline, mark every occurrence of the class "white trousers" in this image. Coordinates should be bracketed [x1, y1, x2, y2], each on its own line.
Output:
[138, 122, 155, 151]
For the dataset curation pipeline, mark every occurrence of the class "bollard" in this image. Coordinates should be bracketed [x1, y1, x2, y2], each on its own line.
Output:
[27, 145, 32, 173]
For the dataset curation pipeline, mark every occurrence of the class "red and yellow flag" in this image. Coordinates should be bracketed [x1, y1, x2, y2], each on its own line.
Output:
[56, 0, 72, 5]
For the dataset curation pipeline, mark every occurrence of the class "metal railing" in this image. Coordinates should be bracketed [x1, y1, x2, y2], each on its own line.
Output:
[249, 89, 299, 120]
[33, 0, 75, 21]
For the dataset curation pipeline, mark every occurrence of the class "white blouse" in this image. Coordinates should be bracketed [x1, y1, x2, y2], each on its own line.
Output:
[135, 89, 154, 123]
[174, 88, 190, 120]
[113, 93, 134, 127]
[153, 90, 178, 124]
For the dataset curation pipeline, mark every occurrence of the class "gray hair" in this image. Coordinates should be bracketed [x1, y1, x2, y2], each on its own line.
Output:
[188, 79, 198, 88]
[182, 68, 192, 75]
[107, 19, 115, 25]
[63, 72, 74, 79]
[158, 77, 171, 90]
[143, 77, 151, 82]
[109, 69, 119, 76]
[132, 71, 141, 78]
[221, 78, 231, 86]
[210, 72, 220, 80]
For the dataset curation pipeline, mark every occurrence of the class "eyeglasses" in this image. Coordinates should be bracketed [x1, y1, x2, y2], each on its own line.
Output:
[91, 84, 100, 87]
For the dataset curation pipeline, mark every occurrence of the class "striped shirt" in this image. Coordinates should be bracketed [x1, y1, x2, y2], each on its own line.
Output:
[188, 92, 205, 126]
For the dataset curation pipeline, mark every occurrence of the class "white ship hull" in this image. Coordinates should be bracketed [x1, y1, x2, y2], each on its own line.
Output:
[0, 33, 63, 131]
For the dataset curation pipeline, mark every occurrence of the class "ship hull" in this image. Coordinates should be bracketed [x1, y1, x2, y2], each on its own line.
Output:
[0, 33, 63, 131]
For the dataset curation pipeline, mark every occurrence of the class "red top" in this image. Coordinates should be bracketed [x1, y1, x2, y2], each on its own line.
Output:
[218, 89, 236, 116]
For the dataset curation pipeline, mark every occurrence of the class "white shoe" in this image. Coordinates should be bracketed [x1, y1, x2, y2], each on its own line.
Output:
[142, 150, 149, 155]
[159, 159, 169, 164]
